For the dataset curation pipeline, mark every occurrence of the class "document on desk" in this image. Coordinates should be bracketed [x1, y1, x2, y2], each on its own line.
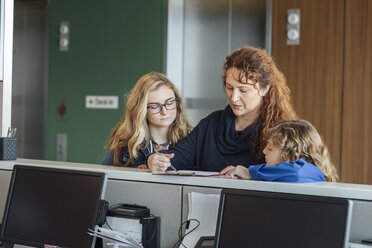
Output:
[180, 192, 220, 248]
[154, 170, 222, 177]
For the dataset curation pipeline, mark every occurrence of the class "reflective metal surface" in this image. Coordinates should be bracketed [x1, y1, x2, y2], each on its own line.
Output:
[167, 0, 268, 125]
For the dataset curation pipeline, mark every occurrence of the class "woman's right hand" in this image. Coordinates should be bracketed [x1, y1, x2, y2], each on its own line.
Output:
[148, 153, 174, 173]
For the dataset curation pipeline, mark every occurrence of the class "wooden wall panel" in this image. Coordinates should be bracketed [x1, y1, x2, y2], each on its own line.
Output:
[272, 0, 344, 176]
[341, 0, 372, 184]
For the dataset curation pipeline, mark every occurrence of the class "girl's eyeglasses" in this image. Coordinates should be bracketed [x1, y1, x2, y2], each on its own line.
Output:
[147, 99, 178, 114]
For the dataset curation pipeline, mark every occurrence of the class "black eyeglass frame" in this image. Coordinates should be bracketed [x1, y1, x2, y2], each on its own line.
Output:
[147, 99, 178, 114]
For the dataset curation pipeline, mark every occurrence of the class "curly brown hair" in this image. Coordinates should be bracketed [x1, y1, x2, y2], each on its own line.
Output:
[223, 46, 297, 157]
[268, 120, 339, 182]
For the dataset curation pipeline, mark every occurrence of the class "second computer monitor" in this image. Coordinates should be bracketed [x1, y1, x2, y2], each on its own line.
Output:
[215, 189, 353, 248]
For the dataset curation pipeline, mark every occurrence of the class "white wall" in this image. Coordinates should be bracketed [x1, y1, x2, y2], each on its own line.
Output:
[1, 0, 14, 136]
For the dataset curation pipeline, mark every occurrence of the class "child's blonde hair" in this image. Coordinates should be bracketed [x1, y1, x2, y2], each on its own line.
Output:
[105, 72, 193, 166]
[268, 120, 338, 182]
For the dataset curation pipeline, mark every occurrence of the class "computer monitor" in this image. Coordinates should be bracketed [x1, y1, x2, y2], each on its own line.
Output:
[215, 189, 353, 248]
[0, 165, 107, 248]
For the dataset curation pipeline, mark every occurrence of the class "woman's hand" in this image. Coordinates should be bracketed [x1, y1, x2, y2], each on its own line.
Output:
[219, 165, 236, 176]
[148, 153, 174, 173]
[219, 165, 251, 179]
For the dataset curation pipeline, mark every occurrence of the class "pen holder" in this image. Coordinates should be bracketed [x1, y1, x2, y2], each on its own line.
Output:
[0, 138, 17, 160]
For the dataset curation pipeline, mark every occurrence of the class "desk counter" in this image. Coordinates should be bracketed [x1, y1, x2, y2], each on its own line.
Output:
[1, 158, 372, 200]
[1, 159, 372, 247]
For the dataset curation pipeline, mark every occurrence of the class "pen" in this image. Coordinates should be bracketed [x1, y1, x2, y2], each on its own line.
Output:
[11, 128, 17, 138]
[7, 127, 17, 138]
[153, 149, 177, 171]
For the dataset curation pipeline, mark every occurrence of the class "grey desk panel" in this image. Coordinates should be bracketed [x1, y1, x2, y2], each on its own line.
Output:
[0, 170, 12, 223]
[349, 200, 372, 242]
[104, 180, 182, 248]
[182, 186, 222, 234]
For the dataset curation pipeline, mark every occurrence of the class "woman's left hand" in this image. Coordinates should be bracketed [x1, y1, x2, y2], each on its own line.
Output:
[219, 165, 251, 179]
[219, 165, 236, 177]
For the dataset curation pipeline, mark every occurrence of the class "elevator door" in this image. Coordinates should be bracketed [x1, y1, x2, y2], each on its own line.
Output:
[167, 0, 269, 125]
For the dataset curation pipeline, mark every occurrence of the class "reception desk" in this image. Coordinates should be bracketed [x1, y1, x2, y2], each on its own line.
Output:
[1, 159, 372, 247]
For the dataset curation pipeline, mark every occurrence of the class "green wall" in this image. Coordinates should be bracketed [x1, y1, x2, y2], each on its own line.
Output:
[47, 0, 165, 163]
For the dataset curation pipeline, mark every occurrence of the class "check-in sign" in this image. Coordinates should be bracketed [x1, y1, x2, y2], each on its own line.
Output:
[85, 96, 119, 109]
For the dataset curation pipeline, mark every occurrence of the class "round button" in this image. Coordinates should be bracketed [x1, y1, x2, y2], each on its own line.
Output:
[287, 29, 299, 40]
[287, 13, 299, 24]
[60, 38, 69, 47]
[60, 25, 69, 34]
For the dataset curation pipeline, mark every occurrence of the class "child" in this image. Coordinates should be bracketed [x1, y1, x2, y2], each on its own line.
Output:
[220, 120, 339, 182]
[101, 72, 193, 168]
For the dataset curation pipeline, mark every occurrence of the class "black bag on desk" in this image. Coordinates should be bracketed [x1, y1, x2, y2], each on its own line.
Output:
[105, 204, 160, 248]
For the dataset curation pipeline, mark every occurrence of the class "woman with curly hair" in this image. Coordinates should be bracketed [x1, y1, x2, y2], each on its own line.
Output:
[102, 72, 193, 167]
[221, 120, 339, 182]
[148, 46, 297, 172]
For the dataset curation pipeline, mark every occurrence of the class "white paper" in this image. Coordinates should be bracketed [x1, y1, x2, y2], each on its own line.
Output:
[157, 170, 222, 177]
[89, 226, 143, 248]
[106, 216, 142, 244]
[180, 192, 220, 248]
[192, 171, 221, 177]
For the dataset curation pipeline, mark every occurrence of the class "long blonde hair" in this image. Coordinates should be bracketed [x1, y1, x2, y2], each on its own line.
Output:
[223, 46, 297, 157]
[268, 120, 339, 182]
[105, 72, 193, 166]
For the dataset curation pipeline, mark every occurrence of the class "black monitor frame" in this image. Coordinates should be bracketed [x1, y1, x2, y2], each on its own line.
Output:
[215, 189, 353, 248]
[0, 164, 107, 248]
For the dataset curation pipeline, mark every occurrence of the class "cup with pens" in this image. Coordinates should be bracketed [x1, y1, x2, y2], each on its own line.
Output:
[0, 127, 17, 160]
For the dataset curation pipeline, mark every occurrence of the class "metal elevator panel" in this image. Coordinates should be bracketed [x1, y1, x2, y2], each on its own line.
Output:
[12, 4, 47, 159]
[167, 0, 269, 126]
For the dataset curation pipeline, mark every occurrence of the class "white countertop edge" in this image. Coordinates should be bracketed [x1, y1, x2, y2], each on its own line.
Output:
[1, 158, 372, 201]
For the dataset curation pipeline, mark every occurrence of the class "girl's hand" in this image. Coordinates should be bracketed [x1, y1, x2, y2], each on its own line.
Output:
[138, 164, 148, 169]
[148, 153, 174, 173]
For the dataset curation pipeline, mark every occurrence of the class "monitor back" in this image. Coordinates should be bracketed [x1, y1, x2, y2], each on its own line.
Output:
[215, 189, 353, 248]
[0, 165, 107, 248]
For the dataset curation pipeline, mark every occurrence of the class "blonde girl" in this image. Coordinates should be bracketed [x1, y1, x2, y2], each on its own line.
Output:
[221, 120, 339, 182]
[102, 72, 192, 167]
